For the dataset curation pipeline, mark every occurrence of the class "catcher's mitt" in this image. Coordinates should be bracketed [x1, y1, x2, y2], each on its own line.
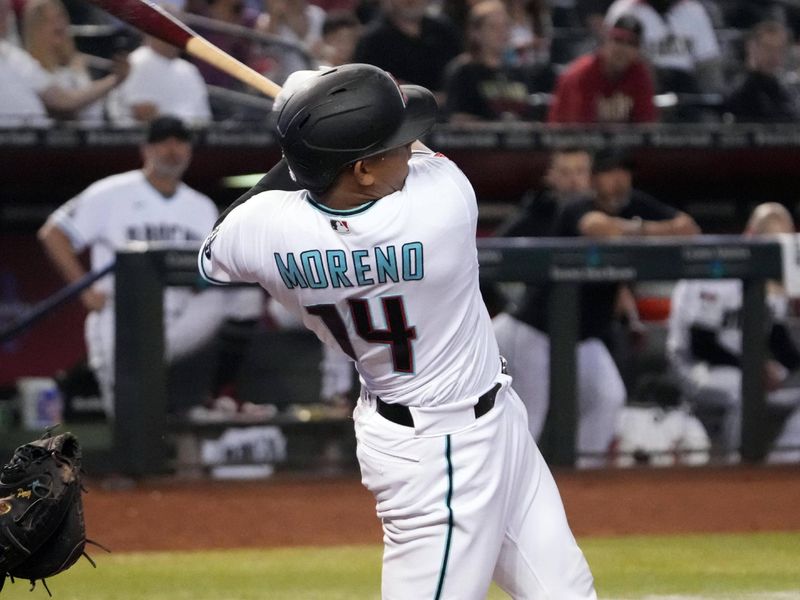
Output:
[0, 431, 95, 595]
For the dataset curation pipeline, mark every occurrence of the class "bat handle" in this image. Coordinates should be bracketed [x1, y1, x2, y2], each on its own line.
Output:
[185, 36, 282, 99]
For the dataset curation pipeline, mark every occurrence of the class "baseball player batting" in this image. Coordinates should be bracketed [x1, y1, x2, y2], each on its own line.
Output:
[200, 64, 595, 599]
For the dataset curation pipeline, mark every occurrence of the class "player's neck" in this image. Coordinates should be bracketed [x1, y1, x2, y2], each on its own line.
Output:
[319, 190, 380, 210]
[144, 170, 180, 197]
[320, 179, 398, 209]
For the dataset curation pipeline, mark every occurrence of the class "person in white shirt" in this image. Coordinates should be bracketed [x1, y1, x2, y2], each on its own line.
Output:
[107, 36, 211, 125]
[0, 0, 126, 126]
[38, 116, 259, 416]
[606, 0, 723, 94]
[23, 0, 108, 123]
[200, 63, 596, 600]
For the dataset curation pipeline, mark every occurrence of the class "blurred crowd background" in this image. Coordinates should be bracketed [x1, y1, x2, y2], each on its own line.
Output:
[5, 0, 800, 126]
[6, 0, 800, 472]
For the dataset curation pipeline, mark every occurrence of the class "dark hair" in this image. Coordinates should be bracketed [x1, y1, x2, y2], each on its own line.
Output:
[592, 149, 635, 174]
[607, 14, 643, 45]
[146, 115, 191, 143]
[549, 146, 593, 168]
[322, 10, 360, 37]
[749, 19, 790, 44]
[466, 0, 505, 57]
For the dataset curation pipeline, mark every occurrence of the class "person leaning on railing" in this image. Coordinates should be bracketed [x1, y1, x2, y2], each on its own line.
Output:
[0, 0, 128, 127]
[22, 0, 119, 124]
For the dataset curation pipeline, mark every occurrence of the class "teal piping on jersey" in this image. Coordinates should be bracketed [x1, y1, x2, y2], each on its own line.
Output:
[197, 251, 234, 286]
[434, 435, 455, 600]
[305, 192, 378, 216]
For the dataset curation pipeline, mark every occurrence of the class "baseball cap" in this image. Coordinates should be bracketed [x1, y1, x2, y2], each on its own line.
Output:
[146, 116, 191, 143]
[608, 14, 643, 46]
[592, 149, 635, 174]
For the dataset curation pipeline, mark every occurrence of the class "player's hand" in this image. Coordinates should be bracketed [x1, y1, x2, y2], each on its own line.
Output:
[110, 52, 130, 85]
[132, 102, 159, 122]
[80, 289, 107, 312]
[626, 319, 648, 352]
[672, 213, 701, 236]
[764, 359, 787, 392]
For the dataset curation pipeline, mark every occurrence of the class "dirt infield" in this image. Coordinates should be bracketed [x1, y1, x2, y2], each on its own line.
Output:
[83, 465, 800, 552]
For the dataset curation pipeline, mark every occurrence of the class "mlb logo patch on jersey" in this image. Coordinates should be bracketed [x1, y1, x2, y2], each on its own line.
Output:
[330, 219, 350, 234]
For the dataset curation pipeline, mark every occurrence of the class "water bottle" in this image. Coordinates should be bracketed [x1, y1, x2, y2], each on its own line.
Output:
[36, 386, 64, 428]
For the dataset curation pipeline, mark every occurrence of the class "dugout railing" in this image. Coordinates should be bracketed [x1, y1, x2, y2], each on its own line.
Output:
[111, 236, 783, 475]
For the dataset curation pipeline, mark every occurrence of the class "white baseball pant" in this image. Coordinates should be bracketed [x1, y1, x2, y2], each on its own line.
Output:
[354, 373, 596, 599]
[677, 363, 800, 462]
[492, 313, 626, 468]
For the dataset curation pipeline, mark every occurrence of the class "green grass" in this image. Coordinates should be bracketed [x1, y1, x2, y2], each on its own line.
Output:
[584, 532, 800, 599]
[1, 532, 798, 599]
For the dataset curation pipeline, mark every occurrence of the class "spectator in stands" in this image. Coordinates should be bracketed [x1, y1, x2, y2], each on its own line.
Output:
[1, 0, 19, 46]
[493, 148, 700, 468]
[605, 0, 724, 95]
[497, 146, 593, 237]
[254, 0, 325, 82]
[726, 20, 798, 123]
[106, 35, 211, 125]
[353, 0, 461, 96]
[0, 0, 127, 126]
[505, 0, 551, 67]
[188, 0, 257, 89]
[257, 0, 325, 53]
[548, 14, 658, 124]
[443, 0, 552, 123]
[317, 9, 360, 66]
[22, 0, 109, 123]
[667, 202, 800, 463]
[38, 116, 264, 417]
[549, 1, 606, 66]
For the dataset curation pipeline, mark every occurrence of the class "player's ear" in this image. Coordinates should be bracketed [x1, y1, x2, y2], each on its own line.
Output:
[352, 159, 376, 187]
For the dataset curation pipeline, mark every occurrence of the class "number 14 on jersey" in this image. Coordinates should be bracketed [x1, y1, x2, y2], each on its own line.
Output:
[306, 296, 416, 373]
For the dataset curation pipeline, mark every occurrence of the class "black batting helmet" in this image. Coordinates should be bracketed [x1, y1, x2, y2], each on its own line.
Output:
[275, 63, 439, 194]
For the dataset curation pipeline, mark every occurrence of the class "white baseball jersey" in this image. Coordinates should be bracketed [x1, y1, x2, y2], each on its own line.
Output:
[200, 151, 499, 407]
[50, 170, 230, 413]
[106, 46, 211, 126]
[606, 0, 721, 72]
[52, 170, 218, 296]
[667, 279, 800, 461]
[667, 279, 788, 368]
[202, 150, 596, 599]
[0, 40, 51, 126]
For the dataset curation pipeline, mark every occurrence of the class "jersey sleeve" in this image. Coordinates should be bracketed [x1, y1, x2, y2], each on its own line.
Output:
[48, 185, 108, 251]
[418, 151, 475, 200]
[198, 200, 261, 285]
[632, 192, 678, 220]
[686, 2, 721, 62]
[10, 45, 53, 93]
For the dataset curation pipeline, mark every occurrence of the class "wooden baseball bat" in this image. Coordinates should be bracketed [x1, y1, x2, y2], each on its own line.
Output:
[87, 0, 282, 98]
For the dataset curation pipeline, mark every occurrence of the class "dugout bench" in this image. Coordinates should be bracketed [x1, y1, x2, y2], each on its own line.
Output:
[113, 237, 782, 475]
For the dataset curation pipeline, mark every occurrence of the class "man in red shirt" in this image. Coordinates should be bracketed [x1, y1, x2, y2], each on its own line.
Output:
[548, 14, 657, 124]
